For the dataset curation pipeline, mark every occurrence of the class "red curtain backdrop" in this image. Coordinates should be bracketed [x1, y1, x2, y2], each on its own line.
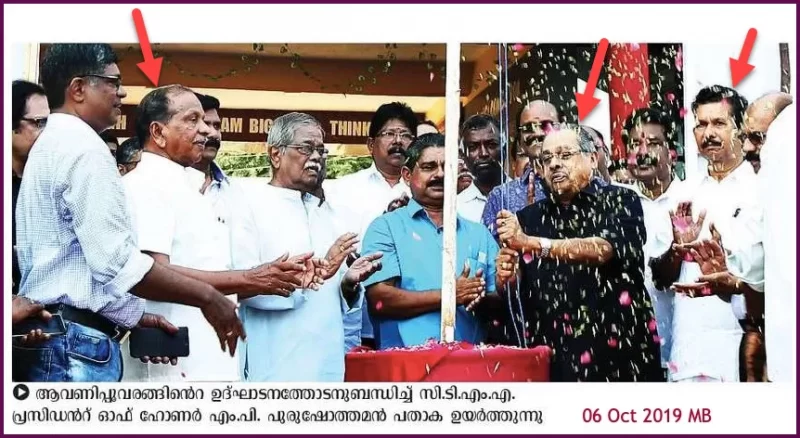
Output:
[607, 43, 651, 160]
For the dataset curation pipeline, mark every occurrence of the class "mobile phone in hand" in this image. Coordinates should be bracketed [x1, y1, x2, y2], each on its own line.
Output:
[129, 327, 190, 358]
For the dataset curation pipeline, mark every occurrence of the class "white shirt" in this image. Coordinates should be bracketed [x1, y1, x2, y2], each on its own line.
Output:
[231, 184, 361, 382]
[121, 152, 239, 382]
[456, 183, 488, 224]
[630, 179, 690, 368]
[670, 163, 764, 382]
[324, 163, 410, 340]
[761, 103, 797, 383]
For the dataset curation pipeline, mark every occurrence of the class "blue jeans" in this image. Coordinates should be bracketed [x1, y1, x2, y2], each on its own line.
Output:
[13, 321, 123, 382]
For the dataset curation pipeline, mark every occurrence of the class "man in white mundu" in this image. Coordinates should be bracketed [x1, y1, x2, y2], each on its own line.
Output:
[122, 86, 307, 382]
[232, 112, 379, 382]
[656, 86, 764, 383]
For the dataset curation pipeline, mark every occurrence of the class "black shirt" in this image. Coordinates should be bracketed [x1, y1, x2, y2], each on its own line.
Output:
[516, 179, 662, 382]
[12, 173, 21, 295]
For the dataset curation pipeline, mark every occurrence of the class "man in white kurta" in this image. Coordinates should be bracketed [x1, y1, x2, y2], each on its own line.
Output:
[232, 112, 362, 382]
[121, 87, 240, 382]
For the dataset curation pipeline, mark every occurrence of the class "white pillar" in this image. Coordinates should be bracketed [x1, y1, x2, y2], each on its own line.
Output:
[440, 42, 460, 343]
[9, 43, 40, 82]
[681, 40, 782, 183]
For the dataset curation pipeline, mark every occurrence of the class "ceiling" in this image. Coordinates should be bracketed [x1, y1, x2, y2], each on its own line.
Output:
[110, 43, 491, 62]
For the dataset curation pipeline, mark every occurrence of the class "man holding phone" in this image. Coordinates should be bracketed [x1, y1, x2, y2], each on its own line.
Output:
[15, 44, 243, 383]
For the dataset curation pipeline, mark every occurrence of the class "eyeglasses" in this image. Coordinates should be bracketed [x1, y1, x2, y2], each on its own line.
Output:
[377, 130, 415, 143]
[20, 117, 47, 129]
[539, 150, 584, 166]
[746, 131, 767, 147]
[80, 74, 123, 90]
[284, 144, 329, 157]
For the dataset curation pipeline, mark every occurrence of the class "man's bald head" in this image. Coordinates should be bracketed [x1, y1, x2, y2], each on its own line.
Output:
[743, 92, 794, 154]
[539, 126, 596, 202]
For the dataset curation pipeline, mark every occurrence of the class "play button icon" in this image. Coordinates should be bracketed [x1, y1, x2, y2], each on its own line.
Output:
[13, 384, 29, 401]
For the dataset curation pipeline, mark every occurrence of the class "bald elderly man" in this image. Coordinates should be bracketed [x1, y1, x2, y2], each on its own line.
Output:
[742, 92, 793, 173]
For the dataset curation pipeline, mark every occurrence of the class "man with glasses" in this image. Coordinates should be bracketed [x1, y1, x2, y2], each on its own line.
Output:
[14, 44, 243, 382]
[325, 102, 418, 349]
[481, 100, 557, 240]
[231, 112, 382, 381]
[11, 80, 49, 296]
[495, 125, 662, 381]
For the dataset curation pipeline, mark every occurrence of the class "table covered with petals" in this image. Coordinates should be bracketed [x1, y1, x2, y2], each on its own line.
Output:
[345, 342, 552, 382]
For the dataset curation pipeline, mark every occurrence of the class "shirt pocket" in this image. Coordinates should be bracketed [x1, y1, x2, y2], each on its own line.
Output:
[464, 255, 488, 279]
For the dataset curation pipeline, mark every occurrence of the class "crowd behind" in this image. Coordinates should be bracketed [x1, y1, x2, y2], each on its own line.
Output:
[10, 43, 792, 383]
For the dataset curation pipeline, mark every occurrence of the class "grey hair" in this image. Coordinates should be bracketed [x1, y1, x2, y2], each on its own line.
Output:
[548, 123, 597, 153]
[267, 112, 324, 151]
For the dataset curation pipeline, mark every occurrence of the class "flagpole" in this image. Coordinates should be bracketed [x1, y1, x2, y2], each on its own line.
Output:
[440, 42, 461, 343]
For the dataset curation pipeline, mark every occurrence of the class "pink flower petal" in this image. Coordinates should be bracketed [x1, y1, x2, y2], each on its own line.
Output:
[580, 351, 592, 364]
[669, 150, 678, 161]
[563, 313, 570, 321]
[653, 335, 661, 344]
[493, 320, 500, 327]
[619, 291, 632, 306]
[701, 286, 712, 296]
[512, 43, 525, 52]
[648, 319, 657, 332]
[665, 92, 675, 102]
[375, 301, 383, 311]
[668, 362, 678, 373]
[607, 338, 618, 348]
[564, 325, 573, 336]
[684, 253, 694, 262]
[679, 107, 688, 119]
[675, 47, 683, 72]
[522, 252, 533, 264]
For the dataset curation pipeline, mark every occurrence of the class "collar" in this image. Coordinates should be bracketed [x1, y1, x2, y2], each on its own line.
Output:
[405, 198, 463, 230]
[367, 162, 408, 188]
[265, 182, 318, 204]
[459, 182, 487, 202]
[702, 160, 755, 185]
[210, 161, 228, 184]
[140, 152, 190, 176]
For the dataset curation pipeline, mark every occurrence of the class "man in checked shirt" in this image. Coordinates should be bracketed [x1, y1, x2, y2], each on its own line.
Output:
[13, 44, 244, 383]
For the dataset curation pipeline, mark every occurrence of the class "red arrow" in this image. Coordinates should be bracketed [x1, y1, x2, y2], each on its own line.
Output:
[132, 8, 163, 87]
[730, 28, 758, 87]
[575, 38, 609, 121]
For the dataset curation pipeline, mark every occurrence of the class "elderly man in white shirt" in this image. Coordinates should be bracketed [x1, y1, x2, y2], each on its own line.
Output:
[621, 107, 688, 377]
[122, 86, 312, 382]
[456, 114, 506, 224]
[233, 112, 382, 382]
[655, 85, 764, 383]
[324, 102, 417, 349]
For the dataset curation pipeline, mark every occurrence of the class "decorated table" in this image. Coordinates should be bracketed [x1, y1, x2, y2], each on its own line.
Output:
[345, 341, 551, 382]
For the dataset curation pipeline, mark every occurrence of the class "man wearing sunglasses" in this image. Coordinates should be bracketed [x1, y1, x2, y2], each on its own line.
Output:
[11, 80, 49, 297]
[15, 44, 243, 382]
[742, 92, 793, 173]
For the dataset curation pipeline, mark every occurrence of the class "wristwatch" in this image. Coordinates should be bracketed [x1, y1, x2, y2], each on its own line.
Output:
[539, 238, 552, 259]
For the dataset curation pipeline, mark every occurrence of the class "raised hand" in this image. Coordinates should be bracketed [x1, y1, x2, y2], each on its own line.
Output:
[137, 312, 180, 366]
[455, 262, 485, 308]
[496, 210, 526, 251]
[670, 201, 707, 245]
[323, 233, 359, 279]
[241, 253, 305, 298]
[200, 292, 245, 357]
[343, 252, 383, 287]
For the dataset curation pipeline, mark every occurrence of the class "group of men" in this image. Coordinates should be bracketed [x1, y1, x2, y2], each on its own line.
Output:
[10, 43, 792, 383]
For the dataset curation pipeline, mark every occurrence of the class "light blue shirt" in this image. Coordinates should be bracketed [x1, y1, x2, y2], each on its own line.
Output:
[16, 114, 151, 328]
[361, 198, 499, 349]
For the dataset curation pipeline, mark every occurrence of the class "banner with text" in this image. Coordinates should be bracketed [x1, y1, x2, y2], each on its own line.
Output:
[107, 106, 424, 144]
